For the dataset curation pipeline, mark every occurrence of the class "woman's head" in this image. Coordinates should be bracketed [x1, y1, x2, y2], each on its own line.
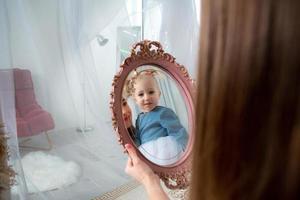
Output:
[191, 0, 300, 199]
[122, 98, 133, 128]
[127, 70, 161, 112]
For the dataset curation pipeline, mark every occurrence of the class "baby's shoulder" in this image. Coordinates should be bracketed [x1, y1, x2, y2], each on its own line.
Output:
[155, 106, 172, 112]
[155, 106, 177, 118]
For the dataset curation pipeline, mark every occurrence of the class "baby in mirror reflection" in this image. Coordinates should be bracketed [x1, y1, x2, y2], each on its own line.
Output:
[123, 69, 188, 166]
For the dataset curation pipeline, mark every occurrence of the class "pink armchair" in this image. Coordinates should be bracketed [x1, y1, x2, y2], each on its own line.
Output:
[14, 68, 55, 150]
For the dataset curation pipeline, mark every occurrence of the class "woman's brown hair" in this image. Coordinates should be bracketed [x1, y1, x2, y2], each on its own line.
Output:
[191, 0, 300, 199]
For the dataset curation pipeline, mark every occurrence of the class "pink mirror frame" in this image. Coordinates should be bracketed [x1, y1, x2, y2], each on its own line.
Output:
[110, 40, 196, 189]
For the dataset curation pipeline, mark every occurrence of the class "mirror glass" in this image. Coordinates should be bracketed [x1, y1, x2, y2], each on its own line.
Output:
[122, 65, 189, 166]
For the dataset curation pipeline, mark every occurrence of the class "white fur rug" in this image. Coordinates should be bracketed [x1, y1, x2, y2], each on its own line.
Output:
[22, 151, 81, 193]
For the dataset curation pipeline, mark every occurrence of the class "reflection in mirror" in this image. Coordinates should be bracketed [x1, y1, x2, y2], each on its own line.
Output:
[122, 65, 189, 166]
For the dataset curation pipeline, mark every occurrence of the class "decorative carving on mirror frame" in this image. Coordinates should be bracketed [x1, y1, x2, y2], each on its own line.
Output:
[110, 40, 195, 189]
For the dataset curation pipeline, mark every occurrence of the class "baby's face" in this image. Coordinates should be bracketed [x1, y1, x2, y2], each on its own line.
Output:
[133, 76, 160, 112]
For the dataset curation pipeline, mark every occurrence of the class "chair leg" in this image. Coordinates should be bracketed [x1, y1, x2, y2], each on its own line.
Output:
[19, 132, 53, 151]
[44, 132, 53, 150]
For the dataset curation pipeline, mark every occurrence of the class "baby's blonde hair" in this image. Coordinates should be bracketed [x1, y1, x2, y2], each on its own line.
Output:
[125, 69, 159, 97]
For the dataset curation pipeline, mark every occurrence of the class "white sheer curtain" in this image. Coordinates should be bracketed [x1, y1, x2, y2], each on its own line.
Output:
[0, 0, 125, 131]
[0, 0, 197, 131]
[0, 0, 129, 198]
[0, 0, 77, 131]
[0, 0, 11, 67]
[144, 0, 199, 77]
[0, 1, 37, 198]
[58, 0, 125, 130]
[0, 69, 27, 200]
[141, 0, 199, 125]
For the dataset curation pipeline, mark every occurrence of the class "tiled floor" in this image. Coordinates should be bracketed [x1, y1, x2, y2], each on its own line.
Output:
[15, 122, 137, 200]
[93, 179, 188, 200]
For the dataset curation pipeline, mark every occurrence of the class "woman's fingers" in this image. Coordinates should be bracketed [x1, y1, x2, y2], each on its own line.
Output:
[126, 156, 133, 167]
[125, 143, 138, 164]
[125, 157, 133, 174]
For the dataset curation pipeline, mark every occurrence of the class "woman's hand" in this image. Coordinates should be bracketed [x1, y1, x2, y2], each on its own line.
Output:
[124, 143, 158, 185]
[124, 143, 169, 200]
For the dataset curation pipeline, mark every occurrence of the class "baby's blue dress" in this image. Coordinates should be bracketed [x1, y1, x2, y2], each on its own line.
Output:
[135, 106, 188, 165]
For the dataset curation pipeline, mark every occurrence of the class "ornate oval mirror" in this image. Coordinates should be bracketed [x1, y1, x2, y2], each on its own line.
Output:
[110, 40, 195, 189]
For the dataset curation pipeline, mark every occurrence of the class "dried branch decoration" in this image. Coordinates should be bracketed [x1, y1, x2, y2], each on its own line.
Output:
[0, 122, 16, 192]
